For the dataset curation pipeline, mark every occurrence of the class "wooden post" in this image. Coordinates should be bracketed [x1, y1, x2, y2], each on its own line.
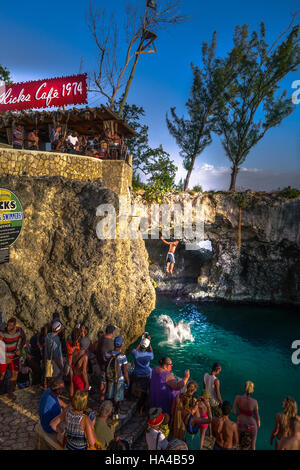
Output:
[238, 207, 242, 253]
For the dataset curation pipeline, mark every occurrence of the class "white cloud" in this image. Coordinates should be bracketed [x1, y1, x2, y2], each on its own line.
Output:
[178, 162, 300, 191]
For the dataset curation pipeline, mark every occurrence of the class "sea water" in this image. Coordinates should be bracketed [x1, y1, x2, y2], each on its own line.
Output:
[131, 295, 300, 450]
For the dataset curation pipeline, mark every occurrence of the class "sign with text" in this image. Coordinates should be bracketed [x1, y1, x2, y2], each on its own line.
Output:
[0, 189, 23, 250]
[0, 73, 88, 112]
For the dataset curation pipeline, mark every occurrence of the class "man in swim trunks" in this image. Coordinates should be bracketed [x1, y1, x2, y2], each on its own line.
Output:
[160, 236, 179, 274]
[277, 418, 300, 450]
[212, 401, 239, 450]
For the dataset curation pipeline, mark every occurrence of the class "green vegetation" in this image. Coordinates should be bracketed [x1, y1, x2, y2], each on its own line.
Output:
[0, 65, 12, 84]
[215, 21, 300, 191]
[279, 186, 300, 199]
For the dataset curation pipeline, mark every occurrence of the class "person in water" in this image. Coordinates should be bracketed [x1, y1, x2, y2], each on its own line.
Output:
[270, 397, 300, 449]
[160, 236, 179, 274]
[232, 381, 260, 450]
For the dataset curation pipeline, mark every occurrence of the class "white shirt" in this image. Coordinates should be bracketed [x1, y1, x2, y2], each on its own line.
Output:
[146, 429, 168, 450]
[0, 339, 6, 364]
[67, 135, 78, 146]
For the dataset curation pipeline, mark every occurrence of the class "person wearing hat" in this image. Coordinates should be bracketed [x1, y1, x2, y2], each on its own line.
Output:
[44, 321, 64, 385]
[131, 335, 154, 415]
[71, 337, 90, 396]
[96, 325, 116, 402]
[146, 407, 169, 450]
[104, 336, 129, 418]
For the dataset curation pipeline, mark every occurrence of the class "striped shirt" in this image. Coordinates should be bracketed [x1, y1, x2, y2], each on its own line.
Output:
[13, 129, 23, 146]
[65, 409, 87, 450]
[0, 326, 26, 360]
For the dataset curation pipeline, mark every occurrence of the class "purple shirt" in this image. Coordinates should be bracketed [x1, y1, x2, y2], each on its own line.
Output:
[149, 367, 179, 415]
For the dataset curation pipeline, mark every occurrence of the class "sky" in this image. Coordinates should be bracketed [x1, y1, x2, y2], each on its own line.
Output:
[1, 0, 300, 191]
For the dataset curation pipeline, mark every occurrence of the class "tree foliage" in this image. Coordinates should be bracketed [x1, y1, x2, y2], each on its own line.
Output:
[166, 32, 238, 190]
[116, 98, 177, 189]
[215, 17, 300, 191]
[0, 65, 12, 84]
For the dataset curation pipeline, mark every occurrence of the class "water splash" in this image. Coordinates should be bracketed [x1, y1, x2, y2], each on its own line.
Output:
[157, 314, 194, 344]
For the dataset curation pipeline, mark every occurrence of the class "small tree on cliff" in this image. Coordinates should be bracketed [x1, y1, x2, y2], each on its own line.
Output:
[166, 32, 238, 191]
[215, 16, 300, 191]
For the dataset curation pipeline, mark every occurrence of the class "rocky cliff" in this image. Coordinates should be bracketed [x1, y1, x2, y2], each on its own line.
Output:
[133, 191, 300, 306]
[0, 175, 156, 342]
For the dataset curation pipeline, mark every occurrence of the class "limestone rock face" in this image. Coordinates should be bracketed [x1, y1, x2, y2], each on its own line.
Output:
[133, 192, 300, 306]
[0, 175, 156, 343]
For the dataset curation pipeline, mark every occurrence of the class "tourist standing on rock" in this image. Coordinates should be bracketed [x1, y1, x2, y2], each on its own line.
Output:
[71, 337, 90, 396]
[66, 328, 81, 397]
[104, 336, 129, 418]
[131, 334, 154, 415]
[0, 317, 26, 400]
[277, 417, 300, 450]
[160, 236, 179, 274]
[270, 397, 300, 449]
[203, 363, 223, 414]
[97, 325, 115, 402]
[94, 400, 115, 449]
[233, 381, 260, 450]
[51, 390, 96, 450]
[212, 401, 239, 450]
[45, 321, 64, 384]
[146, 407, 169, 450]
[39, 377, 68, 434]
[150, 357, 190, 415]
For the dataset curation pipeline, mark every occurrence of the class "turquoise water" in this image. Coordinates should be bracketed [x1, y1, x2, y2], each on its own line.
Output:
[133, 296, 300, 450]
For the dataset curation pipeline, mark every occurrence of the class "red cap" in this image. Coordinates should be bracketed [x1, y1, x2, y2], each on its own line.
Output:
[148, 413, 164, 426]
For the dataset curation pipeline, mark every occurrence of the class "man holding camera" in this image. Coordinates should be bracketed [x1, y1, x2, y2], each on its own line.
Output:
[131, 333, 154, 415]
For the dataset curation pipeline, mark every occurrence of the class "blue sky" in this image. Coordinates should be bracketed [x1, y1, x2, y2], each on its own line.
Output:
[1, 0, 300, 190]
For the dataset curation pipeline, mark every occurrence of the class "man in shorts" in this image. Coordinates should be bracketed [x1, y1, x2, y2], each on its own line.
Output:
[104, 336, 129, 418]
[160, 236, 179, 274]
[97, 325, 115, 402]
[0, 317, 26, 400]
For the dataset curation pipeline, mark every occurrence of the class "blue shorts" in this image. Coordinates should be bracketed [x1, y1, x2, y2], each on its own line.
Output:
[106, 381, 125, 402]
[166, 252, 175, 264]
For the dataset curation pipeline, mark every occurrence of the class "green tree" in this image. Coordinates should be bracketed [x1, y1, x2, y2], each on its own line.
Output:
[117, 99, 177, 188]
[0, 65, 12, 84]
[215, 18, 300, 191]
[166, 32, 238, 191]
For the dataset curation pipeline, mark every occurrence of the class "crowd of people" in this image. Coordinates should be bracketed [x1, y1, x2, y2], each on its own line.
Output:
[11, 124, 128, 160]
[0, 315, 299, 451]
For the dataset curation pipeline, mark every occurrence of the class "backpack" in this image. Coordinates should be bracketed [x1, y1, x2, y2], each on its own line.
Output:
[105, 352, 122, 383]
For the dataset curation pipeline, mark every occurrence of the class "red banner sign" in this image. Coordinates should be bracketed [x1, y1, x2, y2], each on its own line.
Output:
[0, 74, 88, 112]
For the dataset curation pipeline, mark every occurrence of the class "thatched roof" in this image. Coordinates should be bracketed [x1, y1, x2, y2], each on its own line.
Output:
[0, 105, 137, 141]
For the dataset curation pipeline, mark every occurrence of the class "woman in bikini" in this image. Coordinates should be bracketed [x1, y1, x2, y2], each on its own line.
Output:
[270, 397, 300, 449]
[233, 381, 260, 450]
[171, 381, 211, 448]
[198, 390, 212, 449]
